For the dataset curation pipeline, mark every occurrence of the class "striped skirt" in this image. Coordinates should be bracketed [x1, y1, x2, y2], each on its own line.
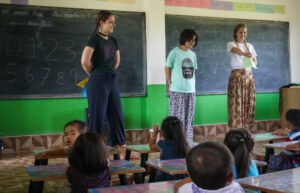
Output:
[227, 69, 255, 130]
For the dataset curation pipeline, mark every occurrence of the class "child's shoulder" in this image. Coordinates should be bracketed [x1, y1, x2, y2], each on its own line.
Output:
[288, 128, 300, 140]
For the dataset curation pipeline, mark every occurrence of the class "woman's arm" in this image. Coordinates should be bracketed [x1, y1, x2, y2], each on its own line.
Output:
[165, 67, 172, 92]
[149, 124, 160, 151]
[252, 56, 257, 65]
[230, 47, 252, 58]
[115, 50, 120, 69]
[81, 46, 94, 75]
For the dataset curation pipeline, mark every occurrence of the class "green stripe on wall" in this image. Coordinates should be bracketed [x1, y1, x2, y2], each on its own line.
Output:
[0, 84, 279, 136]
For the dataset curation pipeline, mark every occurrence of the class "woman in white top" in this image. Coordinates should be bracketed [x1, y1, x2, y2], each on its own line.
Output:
[227, 23, 257, 130]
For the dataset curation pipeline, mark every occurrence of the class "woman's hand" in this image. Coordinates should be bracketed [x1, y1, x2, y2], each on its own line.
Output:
[243, 51, 252, 58]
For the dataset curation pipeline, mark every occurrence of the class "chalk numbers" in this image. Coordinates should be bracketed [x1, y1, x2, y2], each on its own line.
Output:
[3, 35, 80, 86]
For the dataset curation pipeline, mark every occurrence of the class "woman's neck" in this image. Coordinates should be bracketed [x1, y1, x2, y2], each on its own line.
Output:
[179, 45, 189, 51]
[97, 30, 109, 39]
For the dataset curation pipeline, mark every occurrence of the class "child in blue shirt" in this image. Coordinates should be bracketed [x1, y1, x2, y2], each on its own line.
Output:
[149, 116, 190, 181]
[270, 109, 300, 170]
[224, 128, 259, 179]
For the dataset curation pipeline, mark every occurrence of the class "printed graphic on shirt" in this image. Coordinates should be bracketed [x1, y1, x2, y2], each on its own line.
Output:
[104, 44, 115, 59]
[182, 58, 194, 79]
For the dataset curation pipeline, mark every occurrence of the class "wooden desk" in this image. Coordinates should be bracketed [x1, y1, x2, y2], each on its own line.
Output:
[236, 168, 300, 193]
[33, 145, 120, 160]
[88, 180, 178, 193]
[264, 141, 299, 150]
[252, 132, 287, 143]
[27, 160, 145, 193]
[27, 160, 144, 181]
[146, 159, 187, 175]
[125, 144, 159, 182]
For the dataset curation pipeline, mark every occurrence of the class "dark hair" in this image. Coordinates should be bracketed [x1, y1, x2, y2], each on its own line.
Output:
[233, 23, 247, 42]
[161, 116, 189, 157]
[64, 120, 86, 134]
[94, 10, 114, 32]
[286, 109, 300, 128]
[179, 29, 198, 47]
[187, 141, 233, 190]
[224, 128, 254, 178]
[68, 132, 108, 174]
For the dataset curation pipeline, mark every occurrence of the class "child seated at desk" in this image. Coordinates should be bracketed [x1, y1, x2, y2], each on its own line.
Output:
[270, 109, 300, 170]
[36, 120, 86, 159]
[224, 128, 259, 179]
[149, 116, 189, 182]
[273, 109, 300, 140]
[176, 141, 245, 193]
[59, 132, 110, 193]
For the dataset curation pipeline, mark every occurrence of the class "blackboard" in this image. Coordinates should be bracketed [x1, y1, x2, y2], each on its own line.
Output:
[166, 15, 290, 94]
[0, 4, 146, 98]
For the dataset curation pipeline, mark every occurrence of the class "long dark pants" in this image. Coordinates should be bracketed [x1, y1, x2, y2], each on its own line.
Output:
[87, 73, 125, 146]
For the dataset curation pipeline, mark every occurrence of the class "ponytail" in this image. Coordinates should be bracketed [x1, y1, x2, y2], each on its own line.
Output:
[224, 128, 254, 178]
[234, 139, 251, 178]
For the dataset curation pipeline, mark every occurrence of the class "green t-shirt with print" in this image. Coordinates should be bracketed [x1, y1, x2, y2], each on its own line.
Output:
[166, 47, 197, 93]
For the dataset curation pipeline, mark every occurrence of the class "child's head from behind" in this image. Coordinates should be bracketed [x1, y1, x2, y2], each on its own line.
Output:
[179, 29, 198, 48]
[64, 120, 86, 148]
[161, 116, 189, 157]
[187, 141, 233, 190]
[224, 128, 254, 178]
[68, 132, 107, 174]
[286, 109, 300, 130]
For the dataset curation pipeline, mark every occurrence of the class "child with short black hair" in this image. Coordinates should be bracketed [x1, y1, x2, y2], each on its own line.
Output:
[224, 128, 259, 179]
[36, 120, 86, 159]
[66, 132, 110, 193]
[149, 116, 190, 181]
[178, 141, 245, 193]
[273, 109, 300, 140]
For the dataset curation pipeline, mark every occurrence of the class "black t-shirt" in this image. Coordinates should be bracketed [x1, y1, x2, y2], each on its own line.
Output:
[86, 32, 119, 74]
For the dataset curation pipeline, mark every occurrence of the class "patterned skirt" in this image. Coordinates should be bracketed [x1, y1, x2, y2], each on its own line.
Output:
[227, 69, 255, 130]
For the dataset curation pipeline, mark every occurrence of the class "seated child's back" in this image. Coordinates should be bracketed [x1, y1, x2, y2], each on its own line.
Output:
[67, 132, 110, 193]
[149, 116, 190, 181]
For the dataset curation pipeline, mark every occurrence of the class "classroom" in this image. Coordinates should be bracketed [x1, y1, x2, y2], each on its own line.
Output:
[0, 0, 300, 193]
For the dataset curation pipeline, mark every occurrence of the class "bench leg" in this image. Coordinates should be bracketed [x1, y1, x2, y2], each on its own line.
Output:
[119, 174, 128, 185]
[263, 146, 274, 174]
[133, 173, 144, 184]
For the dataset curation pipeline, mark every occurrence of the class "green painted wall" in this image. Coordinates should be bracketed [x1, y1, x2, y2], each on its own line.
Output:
[0, 84, 279, 136]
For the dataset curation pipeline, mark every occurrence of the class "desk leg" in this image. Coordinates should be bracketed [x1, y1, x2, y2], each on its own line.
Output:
[113, 153, 120, 160]
[140, 153, 149, 183]
[125, 150, 131, 161]
[140, 153, 148, 168]
[148, 168, 157, 183]
[28, 159, 48, 193]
